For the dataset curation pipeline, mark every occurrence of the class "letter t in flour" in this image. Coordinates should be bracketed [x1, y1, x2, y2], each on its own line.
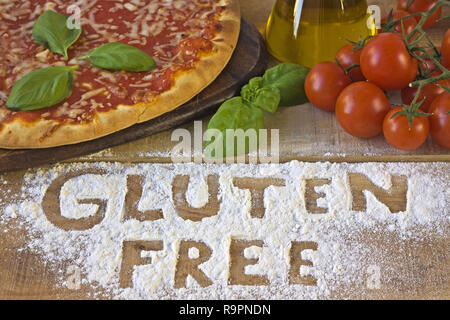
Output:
[232, 177, 285, 219]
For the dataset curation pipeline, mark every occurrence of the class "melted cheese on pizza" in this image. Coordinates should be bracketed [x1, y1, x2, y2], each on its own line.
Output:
[0, 0, 224, 124]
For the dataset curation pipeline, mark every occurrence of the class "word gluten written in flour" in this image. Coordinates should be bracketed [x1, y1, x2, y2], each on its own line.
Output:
[40, 167, 407, 289]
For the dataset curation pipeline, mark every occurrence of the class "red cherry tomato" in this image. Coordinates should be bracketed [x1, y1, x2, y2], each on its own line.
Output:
[429, 92, 450, 149]
[401, 78, 450, 112]
[335, 44, 365, 82]
[360, 33, 418, 91]
[382, 10, 418, 36]
[336, 82, 391, 138]
[415, 47, 441, 75]
[305, 62, 352, 112]
[397, 0, 442, 30]
[383, 106, 430, 150]
[419, 56, 436, 74]
[442, 29, 450, 69]
[397, 0, 409, 10]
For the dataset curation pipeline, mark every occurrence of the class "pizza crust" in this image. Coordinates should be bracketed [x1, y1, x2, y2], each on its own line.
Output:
[0, 0, 241, 149]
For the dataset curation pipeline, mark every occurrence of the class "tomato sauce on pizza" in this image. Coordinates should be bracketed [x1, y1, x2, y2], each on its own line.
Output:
[0, 0, 232, 128]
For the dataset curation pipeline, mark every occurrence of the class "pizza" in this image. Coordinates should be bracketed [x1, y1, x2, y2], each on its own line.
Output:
[0, 0, 240, 149]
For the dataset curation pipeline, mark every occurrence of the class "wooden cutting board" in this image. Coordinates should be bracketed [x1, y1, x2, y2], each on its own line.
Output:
[0, 19, 268, 173]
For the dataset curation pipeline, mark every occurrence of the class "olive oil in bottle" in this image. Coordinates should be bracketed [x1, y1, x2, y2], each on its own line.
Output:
[266, 0, 376, 68]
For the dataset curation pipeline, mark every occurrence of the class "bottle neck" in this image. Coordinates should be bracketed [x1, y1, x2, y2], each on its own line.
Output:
[276, 0, 369, 22]
[280, 0, 367, 8]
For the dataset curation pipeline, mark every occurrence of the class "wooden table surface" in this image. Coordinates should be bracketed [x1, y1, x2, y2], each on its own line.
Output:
[0, 0, 449, 301]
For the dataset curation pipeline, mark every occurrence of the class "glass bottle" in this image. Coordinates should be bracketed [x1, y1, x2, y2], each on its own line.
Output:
[266, 0, 377, 68]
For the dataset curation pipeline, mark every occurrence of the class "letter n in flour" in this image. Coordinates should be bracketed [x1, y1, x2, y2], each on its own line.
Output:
[172, 175, 220, 221]
[349, 173, 407, 213]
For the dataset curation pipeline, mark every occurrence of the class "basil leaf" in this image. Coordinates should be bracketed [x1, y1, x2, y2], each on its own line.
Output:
[33, 10, 82, 60]
[81, 42, 156, 72]
[248, 77, 264, 90]
[242, 77, 280, 113]
[6, 66, 77, 111]
[262, 63, 310, 106]
[241, 77, 263, 102]
[251, 86, 281, 114]
[205, 97, 264, 157]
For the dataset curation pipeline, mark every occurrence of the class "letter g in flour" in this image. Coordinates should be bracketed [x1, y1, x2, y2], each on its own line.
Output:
[42, 169, 108, 231]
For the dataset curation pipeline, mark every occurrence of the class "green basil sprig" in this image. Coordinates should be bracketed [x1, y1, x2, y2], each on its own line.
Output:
[261, 63, 310, 106]
[205, 63, 310, 156]
[6, 66, 78, 111]
[205, 97, 264, 157]
[79, 42, 156, 72]
[32, 10, 82, 60]
[241, 77, 280, 114]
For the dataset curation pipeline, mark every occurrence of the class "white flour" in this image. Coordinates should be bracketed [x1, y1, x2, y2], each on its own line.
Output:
[0, 161, 448, 299]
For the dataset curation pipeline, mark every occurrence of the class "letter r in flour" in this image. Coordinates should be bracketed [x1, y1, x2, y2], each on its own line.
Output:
[174, 241, 213, 288]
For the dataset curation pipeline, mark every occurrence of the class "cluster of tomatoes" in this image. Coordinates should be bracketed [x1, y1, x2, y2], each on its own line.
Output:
[304, 0, 450, 151]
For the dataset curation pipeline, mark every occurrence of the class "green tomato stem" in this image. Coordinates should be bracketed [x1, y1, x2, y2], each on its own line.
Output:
[406, 0, 450, 42]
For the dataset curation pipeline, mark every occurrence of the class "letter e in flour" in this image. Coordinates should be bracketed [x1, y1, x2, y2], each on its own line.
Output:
[289, 241, 318, 286]
[305, 179, 331, 214]
[229, 239, 269, 286]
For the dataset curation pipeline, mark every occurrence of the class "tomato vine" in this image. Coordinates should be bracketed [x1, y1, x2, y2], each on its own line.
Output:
[391, 1, 448, 83]
[383, 0, 449, 127]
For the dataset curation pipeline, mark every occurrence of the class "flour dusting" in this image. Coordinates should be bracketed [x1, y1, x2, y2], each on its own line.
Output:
[0, 161, 448, 299]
